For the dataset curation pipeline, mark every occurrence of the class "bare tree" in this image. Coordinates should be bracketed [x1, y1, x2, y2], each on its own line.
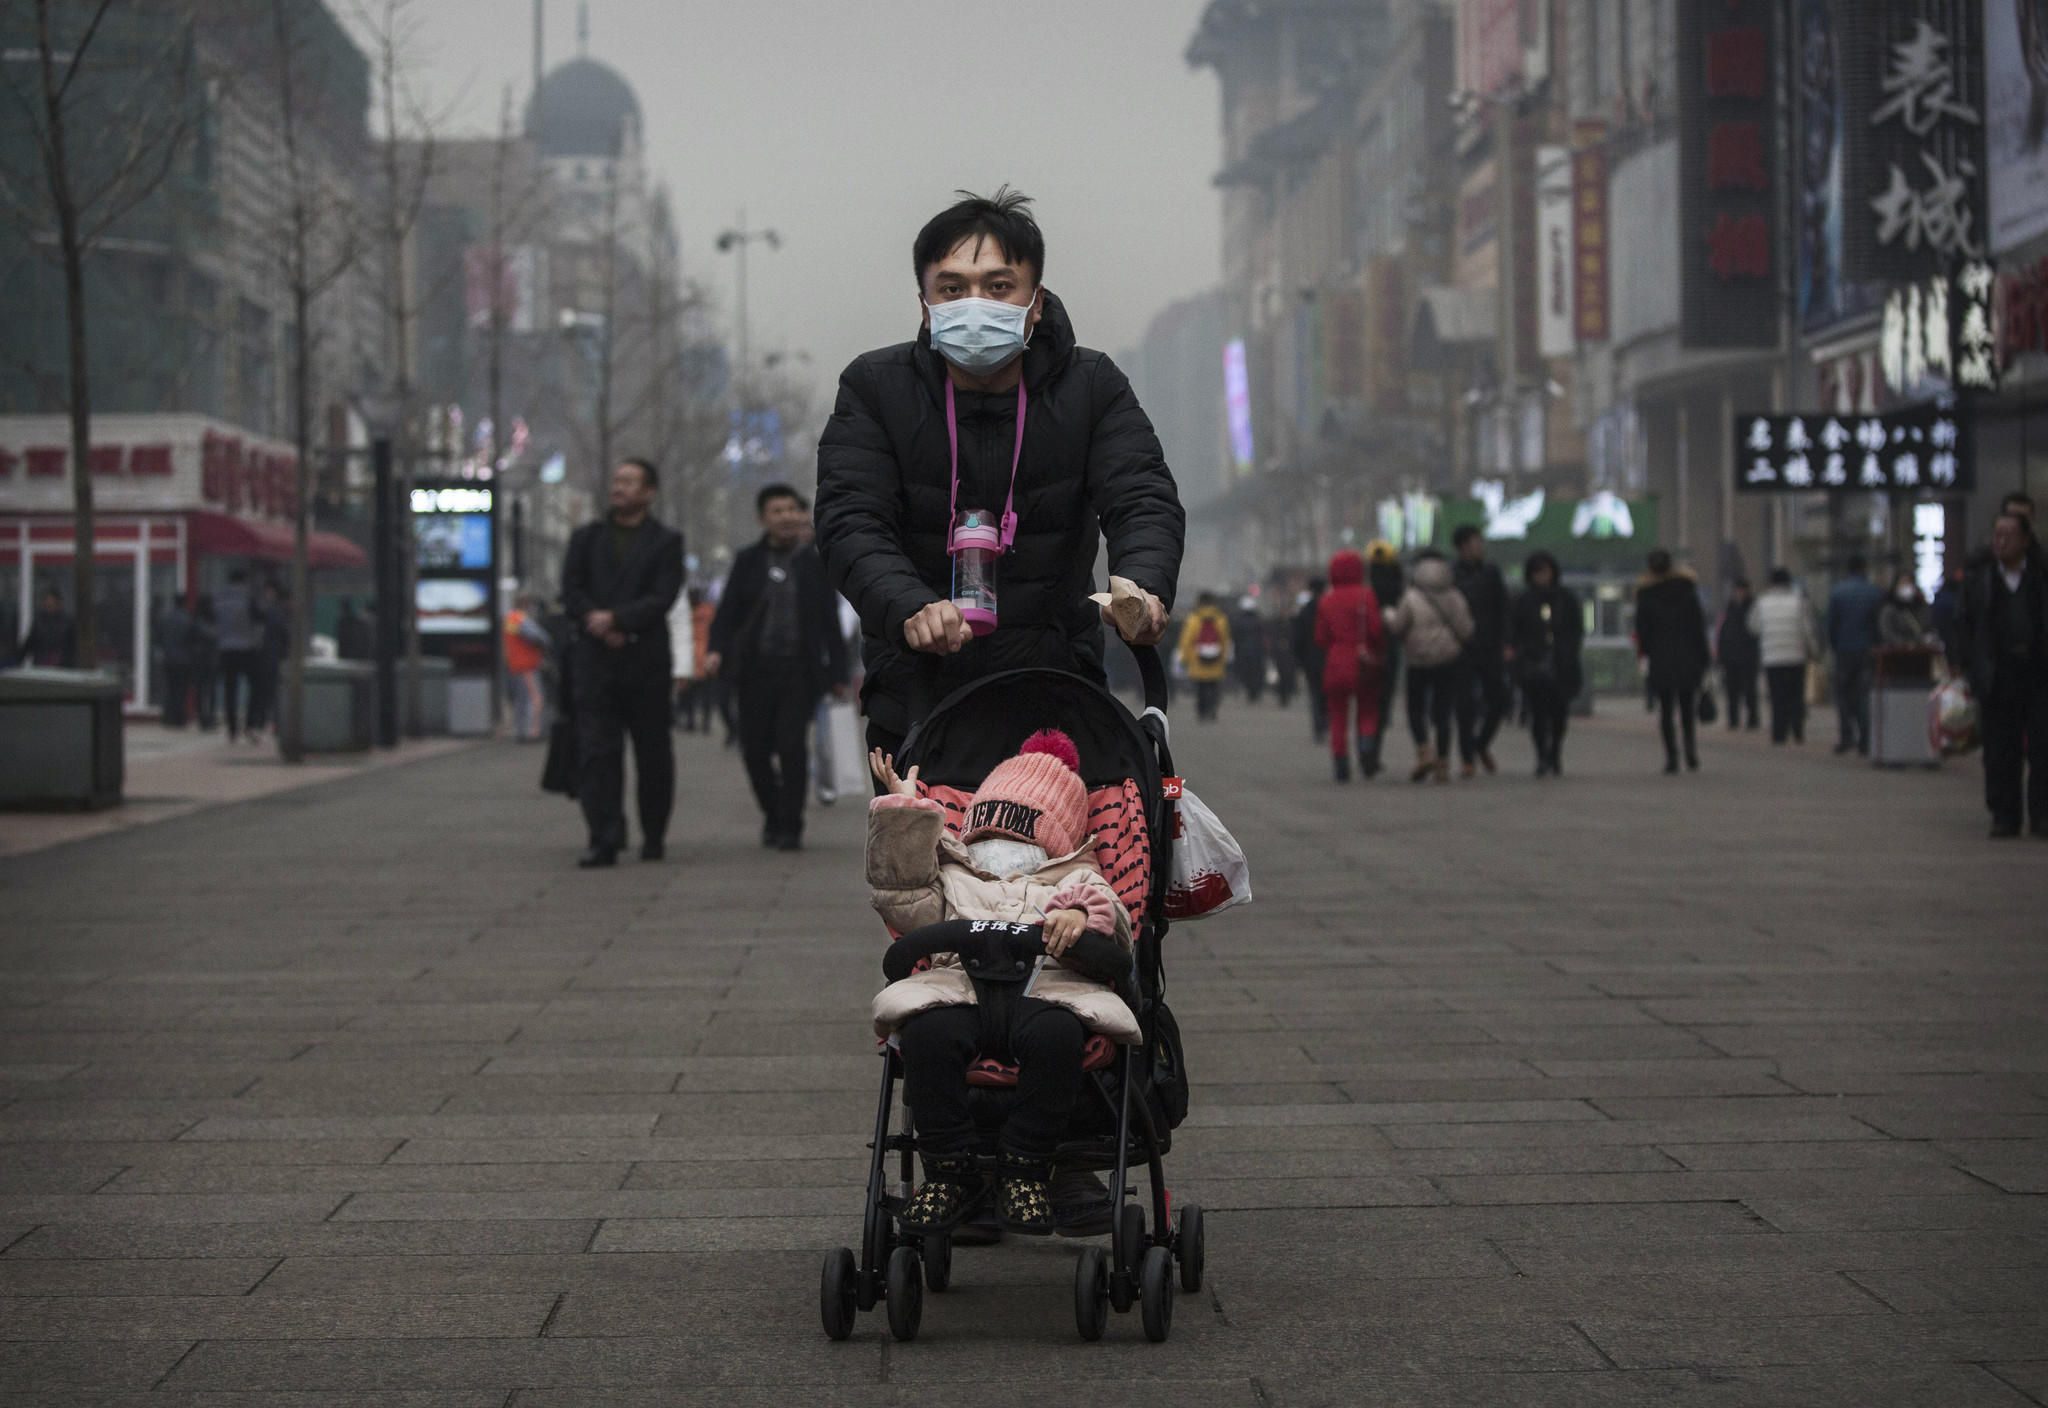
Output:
[269, 0, 359, 762]
[0, 0, 194, 671]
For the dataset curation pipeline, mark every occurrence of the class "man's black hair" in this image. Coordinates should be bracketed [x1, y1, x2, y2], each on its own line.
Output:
[1769, 567, 1792, 586]
[1845, 552, 1866, 575]
[228, 567, 248, 584]
[913, 186, 1045, 289]
[620, 457, 659, 490]
[756, 482, 807, 514]
[2003, 490, 2035, 513]
[1647, 549, 1672, 574]
[1522, 549, 1560, 584]
[1452, 523, 1482, 548]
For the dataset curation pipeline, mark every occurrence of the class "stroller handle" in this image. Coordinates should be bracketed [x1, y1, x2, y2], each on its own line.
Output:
[1129, 642, 1168, 716]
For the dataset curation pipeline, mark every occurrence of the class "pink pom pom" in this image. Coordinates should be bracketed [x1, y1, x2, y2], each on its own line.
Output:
[1019, 728, 1081, 773]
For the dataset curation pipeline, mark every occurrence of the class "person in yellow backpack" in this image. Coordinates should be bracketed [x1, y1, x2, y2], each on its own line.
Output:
[1177, 591, 1232, 721]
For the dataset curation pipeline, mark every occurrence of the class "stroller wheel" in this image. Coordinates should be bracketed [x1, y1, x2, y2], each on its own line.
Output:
[885, 1245, 923, 1342]
[819, 1247, 857, 1340]
[1114, 1202, 1147, 1271]
[1140, 1245, 1175, 1342]
[1175, 1204, 1206, 1293]
[922, 1232, 952, 1292]
[1073, 1246, 1109, 1341]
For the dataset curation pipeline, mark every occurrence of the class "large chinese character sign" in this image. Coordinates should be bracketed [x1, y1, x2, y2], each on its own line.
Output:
[1841, 2, 1988, 282]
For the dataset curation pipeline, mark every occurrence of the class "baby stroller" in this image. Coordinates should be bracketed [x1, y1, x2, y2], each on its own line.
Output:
[819, 642, 1201, 1343]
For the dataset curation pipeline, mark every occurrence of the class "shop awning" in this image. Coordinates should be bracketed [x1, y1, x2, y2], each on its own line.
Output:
[188, 511, 367, 568]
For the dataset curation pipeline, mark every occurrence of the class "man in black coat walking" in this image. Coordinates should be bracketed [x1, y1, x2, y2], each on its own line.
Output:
[560, 459, 685, 867]
[1954, 511, 2048, 837]
[814, 187, 1184, 754]
[1451, 524, 1511, 775]
[705, 484, 851, 851]
[1634, 549, 1712, 773]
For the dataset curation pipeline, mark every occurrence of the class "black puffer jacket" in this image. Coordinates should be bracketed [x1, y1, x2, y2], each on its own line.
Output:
[815, 291, 1184, 734]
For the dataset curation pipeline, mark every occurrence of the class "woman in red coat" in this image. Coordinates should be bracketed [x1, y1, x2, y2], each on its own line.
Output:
[1313, 548, 1387, 781]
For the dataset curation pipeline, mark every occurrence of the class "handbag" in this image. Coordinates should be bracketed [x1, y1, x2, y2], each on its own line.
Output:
[540, 718, 580, 796]
[1164, 786, 1252, 920]
[1696, 687, 1719, 724]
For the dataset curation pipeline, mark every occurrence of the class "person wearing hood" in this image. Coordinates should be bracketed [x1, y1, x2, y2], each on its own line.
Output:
[1511, 551, 1582, 776]
[1313, 549, 1387, 780]
[1634, 549, 1711, 773]
[1715, 579, 1761, 730]
[814, 188, 1184, 759]
[1384, 550, 1474, 783]
[1176, 592, 1232, 721]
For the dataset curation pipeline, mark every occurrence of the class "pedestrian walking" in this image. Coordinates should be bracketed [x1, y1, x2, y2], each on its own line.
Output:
[560, 458, 686, 867]
[190, 596, 221, 730]
[213, 569, 264, 742]
[1291, 579, 1327, 742]
[1384, 549, 1472, 783]
[1176, 592, 1231, 721]
[251, 581, 288, 737]
[335, 599, 371, 662]
[813, 187, 1183, 759]
[1511, 551, 1582, 777]
[1715, 579, 1761, 730]
[705, 484, 851, 850]
[1451, 524, 1510, 777]
[504, 595, 548, 741]
[1953, 511, 2048, 838]
[15, 588, 75, 667]
[674, 589, 719, 732]
[1827, 554, 1884, 755]
[1312, 549, 1385, 781]
[1749, 568, 1817, 744]
[1366, 541, 1405, 759]
[1269, 597, 1298, 709]
[1633, 549, 1711, 774]
[1231, 595, 1268, 703]
[157, 596, 195, 726]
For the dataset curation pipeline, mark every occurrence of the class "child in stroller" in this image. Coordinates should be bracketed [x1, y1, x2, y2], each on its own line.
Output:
[866, 728, 1138, 1237]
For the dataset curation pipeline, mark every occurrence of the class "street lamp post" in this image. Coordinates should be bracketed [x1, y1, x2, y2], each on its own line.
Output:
[715, 210, 780, 400]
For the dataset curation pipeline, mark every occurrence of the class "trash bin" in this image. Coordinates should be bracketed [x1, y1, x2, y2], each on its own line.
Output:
[1870, 647, 1938, 768]
[301, 659, 373, 752]
[0, 668, 124, 809]
[415, 656, 452, 736]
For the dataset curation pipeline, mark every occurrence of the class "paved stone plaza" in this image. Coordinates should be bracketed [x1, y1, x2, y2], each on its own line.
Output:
[1, 700, 2042, 1405]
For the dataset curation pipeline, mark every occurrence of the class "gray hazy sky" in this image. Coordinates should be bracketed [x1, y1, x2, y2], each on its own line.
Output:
[397, 0, 1223, 406]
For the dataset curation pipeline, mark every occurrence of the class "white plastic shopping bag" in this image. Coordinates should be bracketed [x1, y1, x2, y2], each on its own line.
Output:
[815, 697, 869, 803]
[1929, 676, 1978, 756]
[1162, 780, 1252, 920]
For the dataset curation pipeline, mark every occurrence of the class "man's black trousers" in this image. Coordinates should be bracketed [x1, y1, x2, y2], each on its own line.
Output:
[574, 649, 674, 854]
[898, 997, 1088, 1159]
[1722, 663, 1760, 729]
[736, 662, 818, 838]
[1981, 672, 2048, 831]
[1765, 664, 1806, 742]
[1456, 657, 1509, 762]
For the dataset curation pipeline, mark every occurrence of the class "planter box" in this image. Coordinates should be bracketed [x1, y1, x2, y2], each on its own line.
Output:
[301, 659, 373, 752]
[0, 669, 124, 809]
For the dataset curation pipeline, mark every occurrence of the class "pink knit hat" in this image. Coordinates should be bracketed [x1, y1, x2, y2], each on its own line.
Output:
[964, 729, 1088, 856]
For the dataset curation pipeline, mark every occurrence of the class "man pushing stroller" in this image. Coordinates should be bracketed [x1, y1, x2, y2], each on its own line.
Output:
[866, 729, 1137, 1236]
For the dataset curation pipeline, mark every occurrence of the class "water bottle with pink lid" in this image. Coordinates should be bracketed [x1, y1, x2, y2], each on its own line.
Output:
[950, 509, 1001, 637]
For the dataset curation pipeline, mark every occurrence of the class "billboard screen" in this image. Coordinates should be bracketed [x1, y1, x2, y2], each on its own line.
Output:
[1223, 337, 1254, 472]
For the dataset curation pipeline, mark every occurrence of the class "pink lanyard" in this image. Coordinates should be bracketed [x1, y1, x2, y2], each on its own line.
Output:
[944, 378, 1026, 553]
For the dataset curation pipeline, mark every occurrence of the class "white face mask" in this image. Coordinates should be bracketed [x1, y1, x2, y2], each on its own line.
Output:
[966, 836, 1047, 877]
[926, 295, 1034, 373]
